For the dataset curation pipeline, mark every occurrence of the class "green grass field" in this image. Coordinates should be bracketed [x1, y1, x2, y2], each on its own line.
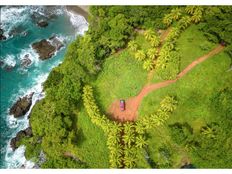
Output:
[75, 108, 109, 168]
[150, 24, 217, 83]
[138, 50, 232, 168]
[93, 38, 148, 112]
[176, 24, 217, 71]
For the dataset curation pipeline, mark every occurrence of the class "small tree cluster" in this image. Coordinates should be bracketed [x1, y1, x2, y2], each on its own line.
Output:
[138, 96, 178, 129]
[163, 8, 183, 27]
[83, 85, 124, 168]
[156, 9, 196, 80]
[122, 122, 137, 168]
[185, 6, 204, 23]
[107, 123, 124, 168]
[130, 29, 160, 71]
[82, 85, 112, 133]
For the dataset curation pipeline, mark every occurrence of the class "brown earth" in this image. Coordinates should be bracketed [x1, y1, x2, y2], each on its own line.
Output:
[108, 45, 224, 122]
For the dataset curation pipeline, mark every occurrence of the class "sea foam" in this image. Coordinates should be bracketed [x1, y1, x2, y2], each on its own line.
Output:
[66, 10, 89, 36]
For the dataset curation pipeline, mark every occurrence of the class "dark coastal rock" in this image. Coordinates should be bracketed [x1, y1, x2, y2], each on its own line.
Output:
[0, 60, 4, 67]
[32, 36, 64, 60]
[37, 20, 48, 28]
[9, 93, 34, 118]
[32, 39, 56, 60]
[0, 60, 15, 71]
[0, 28, 7, 41]
[0, 28, 3, 35]
[49, 35, 64, 50]
[10, 127, 33, 151]
[20, 54, 32, 67]
[5, 65, 15, 71]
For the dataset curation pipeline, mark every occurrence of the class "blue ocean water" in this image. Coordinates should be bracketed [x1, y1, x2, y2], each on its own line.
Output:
[0, 6, 88, 168]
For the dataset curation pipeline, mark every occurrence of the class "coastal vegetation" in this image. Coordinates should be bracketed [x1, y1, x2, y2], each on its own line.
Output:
[18, 6, 232, 168]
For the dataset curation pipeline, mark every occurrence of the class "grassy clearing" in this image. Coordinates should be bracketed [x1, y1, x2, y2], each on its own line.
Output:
[176, 24, 216, 71]
[93, 39, 147, 112]
[150, 24, 217, 83]
[75, 108, 109, 168]
[138, 51, 232, 167]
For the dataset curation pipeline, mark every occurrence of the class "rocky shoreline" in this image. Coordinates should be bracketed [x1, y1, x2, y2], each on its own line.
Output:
[10, 127, 33, 151]
[32, 35, 64, 60]
[0, 28, 7, 41]
[9, 93, 34, 118]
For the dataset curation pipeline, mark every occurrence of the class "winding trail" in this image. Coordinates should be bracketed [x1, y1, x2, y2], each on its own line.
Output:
[108, 45, 224, 122]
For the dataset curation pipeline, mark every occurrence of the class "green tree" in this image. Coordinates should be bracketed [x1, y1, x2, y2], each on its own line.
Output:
[147, 48, 158, 60]
[135, 135, 147, 148]
[163, 14, 173, 26]
[135, 50, 146, 61]
[144, 29, 156, 41]
[143, 59, 155, 71]
[128, 40, 138, 51]
[170, 8, 182, 20]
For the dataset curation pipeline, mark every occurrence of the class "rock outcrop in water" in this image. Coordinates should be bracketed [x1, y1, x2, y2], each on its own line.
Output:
[20, 54, 32, 68]
[0, 28, 7, 41]
[32, 36, 64, 60]
[9, 93, 34, 118]
[37, 20, 49, 28]
[10, 127, 33, 151]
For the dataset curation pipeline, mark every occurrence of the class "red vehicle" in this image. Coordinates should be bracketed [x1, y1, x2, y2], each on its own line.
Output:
[120, 99, 125, 111]
[221, 41, 226, 46]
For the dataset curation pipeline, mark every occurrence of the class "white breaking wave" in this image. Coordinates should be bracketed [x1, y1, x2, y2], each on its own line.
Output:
[1, 6, 29, 38]
[5, 145, 35, 169]
[2, 55, 16, 68]
[65, 10, 89, 36]
[5, 73, 48, 168]
[1, 6, 66, 39]
[18, 46, 40, 67]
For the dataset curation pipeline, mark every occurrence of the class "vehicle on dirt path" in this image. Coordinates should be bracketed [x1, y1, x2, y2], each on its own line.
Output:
[220, 41, 226, 46]
[120, 99, 125, 111]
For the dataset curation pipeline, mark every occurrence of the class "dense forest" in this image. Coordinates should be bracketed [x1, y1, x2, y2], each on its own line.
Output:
[18, 6, 232, 168]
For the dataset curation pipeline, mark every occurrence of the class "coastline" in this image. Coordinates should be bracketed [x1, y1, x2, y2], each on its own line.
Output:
[1, 6, 89, 168]
[66, 6, 89, 21]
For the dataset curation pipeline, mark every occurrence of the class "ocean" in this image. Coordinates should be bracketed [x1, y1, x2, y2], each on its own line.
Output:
[0, 6, 88, 168]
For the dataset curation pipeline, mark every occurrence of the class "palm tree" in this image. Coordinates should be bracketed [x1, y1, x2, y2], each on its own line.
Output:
[123, 131, 135, 148]
[201, 125, 216, 139]
[143, 59, 154, 71]
[164, 27, 180, 42]
[178, 16, 191, 30]
[163, 14, 173, 26]
[185, 6, 196, 15]
[135, 121, 146, 134]
[163, 42, 175, 51]
[151, 113, 164, 126]
[123, 146, 136, 168]
[144, 29, 156, 41]
[147, 48, 158, 60]
[140, 116, 152, 130]
[135, 50, 146, 61]
[135, 135, 147, 148]
[170, 8, 182, 21]
[150, 36, 160, 47]
[191, 10, 202, 23]
[124, 122, 134, 132]
[124, 155, 136, 168]
[128, 40, 138, 51]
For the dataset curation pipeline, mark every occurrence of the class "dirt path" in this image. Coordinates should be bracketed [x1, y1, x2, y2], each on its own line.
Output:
[108, 45, 224, 122]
